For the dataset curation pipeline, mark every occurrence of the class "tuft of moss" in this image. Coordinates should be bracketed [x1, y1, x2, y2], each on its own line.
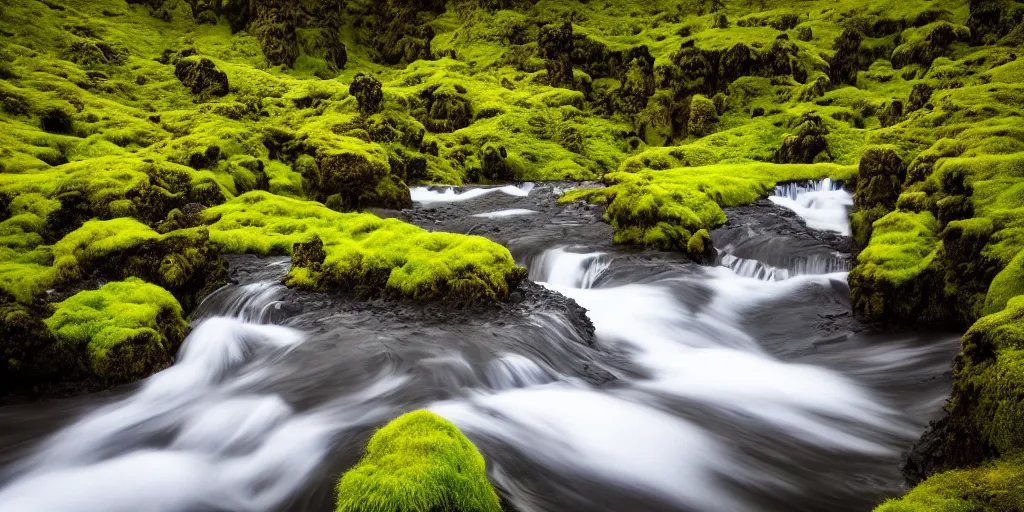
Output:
[335, 410, 502, 512]
[174, 57, 230, 97]
[849, 211, 941, 322]
[562, 162, 855, 251]
[44, 278, 187, 385]
[201, 192, 526, 301]
[875, 456, 1024, 512]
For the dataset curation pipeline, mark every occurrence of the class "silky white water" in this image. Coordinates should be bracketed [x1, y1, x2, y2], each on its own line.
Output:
[769, 178, 853, 235]
[0, 182, 956, 512]
[471, 208, 539, 218]
[410, 183, 535, 204]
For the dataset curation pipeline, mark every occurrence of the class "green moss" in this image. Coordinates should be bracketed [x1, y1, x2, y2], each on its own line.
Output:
[202, 192, 526, 300]
[985, 250, 1024, 316]
[335, 410, 502, 512]
[44, 278, 187, 384]
[849, 211, 942, 322]
[562, 162, 855, 251]
[875, 456, 1024, 512]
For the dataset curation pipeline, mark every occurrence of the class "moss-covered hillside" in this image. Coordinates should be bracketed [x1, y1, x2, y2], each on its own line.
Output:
[2, 0, 1024, 508]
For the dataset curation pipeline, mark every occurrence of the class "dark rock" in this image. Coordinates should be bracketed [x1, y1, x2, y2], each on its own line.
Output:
[174, 57, 229, 97]
[350, 73, 383, 116]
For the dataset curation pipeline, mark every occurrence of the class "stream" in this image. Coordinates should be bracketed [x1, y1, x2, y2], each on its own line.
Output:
[0, 180, 961, 512]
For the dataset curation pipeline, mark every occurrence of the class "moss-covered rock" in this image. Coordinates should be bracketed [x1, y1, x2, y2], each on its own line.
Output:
[876, 456, 1024, 512]
[852, 147, 907, 248]
[1, 299, 75, 394]
[561, 162, 854, 251]
[335, 410, 502, 512]
[849, 211, 941, 323]
[687, 94, 718, 138]
[174, 57, 229, 97]
[775, 114, 830, 164]
[350, 73, 383, 116]
[45, 278, 187, 385]
[201, 192, 527, 301]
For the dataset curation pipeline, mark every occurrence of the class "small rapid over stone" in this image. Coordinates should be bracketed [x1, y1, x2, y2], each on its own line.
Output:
[0, 180, 960, 512]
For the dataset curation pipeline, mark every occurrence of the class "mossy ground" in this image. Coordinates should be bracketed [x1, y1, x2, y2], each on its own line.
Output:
[201, 191, 526, 300]
[335, 410, 502, 512]
[44, 277, 187, 385]
[3, 0, 1024, 507]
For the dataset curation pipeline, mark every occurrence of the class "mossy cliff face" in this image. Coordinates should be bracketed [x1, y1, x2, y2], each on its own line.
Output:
[335, 410, 502, 512]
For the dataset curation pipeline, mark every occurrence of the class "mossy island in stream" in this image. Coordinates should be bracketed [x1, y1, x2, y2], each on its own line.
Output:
[1, 0, 1024, 509]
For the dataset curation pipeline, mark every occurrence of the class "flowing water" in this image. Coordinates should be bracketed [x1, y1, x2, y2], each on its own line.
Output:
[0, 180, 960, 512]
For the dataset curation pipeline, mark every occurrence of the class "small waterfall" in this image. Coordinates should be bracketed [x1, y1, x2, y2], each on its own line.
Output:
[718, 250, 851, 281]
[471, 209, 539, 218]
[410, 183, 535, 204]
[0, 282, 396, 512]
[485, 354, 555, 390]
[769, 178, 853, 235]
[528, 247, 609, 288]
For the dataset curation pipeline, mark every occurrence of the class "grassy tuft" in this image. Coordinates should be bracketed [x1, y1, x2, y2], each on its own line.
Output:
[335, 410, 502, 512]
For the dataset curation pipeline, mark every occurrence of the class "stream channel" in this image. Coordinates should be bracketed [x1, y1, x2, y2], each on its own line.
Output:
[0, 180, 961, 512]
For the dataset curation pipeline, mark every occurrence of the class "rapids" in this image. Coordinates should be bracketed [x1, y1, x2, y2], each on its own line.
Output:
[0, 180, 960, 512]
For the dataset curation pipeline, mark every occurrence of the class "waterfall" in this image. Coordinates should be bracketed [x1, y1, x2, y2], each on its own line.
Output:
[527, 247, 609, 288]
[410, 183, 535, 204]
[769, 178, 853, 235]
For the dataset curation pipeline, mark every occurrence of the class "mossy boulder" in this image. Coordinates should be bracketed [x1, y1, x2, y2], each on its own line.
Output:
[828, 29, 865, 85]
[309, 143, 412, 211]
[891, 22, 972, 69]
[420, 84, 473, 133]
[852, 146, 906, 248]
[174, 57, 229, 97]
[775, 113, 830, 164]
[201, 192, 527, 301]
[876, 455, 1024, 512]
[849, 211, 942, 323]
[50, 219, 227, 312]
[686, 228, 714, 263]
[350, 73, 384, 116]
[335, 410, 502, 512]
[687, 95, 718, 137]
[1, 300, 76, 394]
[45, 278, 188, 385]
[538, 22, 575, 89]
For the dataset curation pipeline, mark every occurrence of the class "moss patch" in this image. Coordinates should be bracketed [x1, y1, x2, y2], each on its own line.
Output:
[201, 192, 526, 300]
[335, 410, 502, 512]
[44, 278, 187, 385]
[875, 456, 1024, 512]
[561, 162, 854, 252]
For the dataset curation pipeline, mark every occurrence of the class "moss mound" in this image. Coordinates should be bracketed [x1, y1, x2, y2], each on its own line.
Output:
[561, 162, 854, 253]
[201, 192, 526, 300]
[335, 410, 502, 512]
[45, 278, 187, 385]
[876, 456, 1024, 512]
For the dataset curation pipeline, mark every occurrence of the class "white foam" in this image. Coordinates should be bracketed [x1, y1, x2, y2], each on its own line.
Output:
[546, 276, 905, 455]
[410, 183, 535, 204]
[530, 247, 608, 289]
[769, 179, 853, 235]
[433, 385, 745, 512]
[470, 209, 538, 218]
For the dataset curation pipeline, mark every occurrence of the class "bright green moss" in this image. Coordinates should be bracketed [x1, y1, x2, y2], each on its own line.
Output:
[874, 456, 1024, 512]
[44, 277, 187, 384]
[985, 251, 1024, 316]
[562, 162, 855, 250]
[335, 410, 502, 512]
[855, 211, 940, 285]
[202, 192, 526, 300]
